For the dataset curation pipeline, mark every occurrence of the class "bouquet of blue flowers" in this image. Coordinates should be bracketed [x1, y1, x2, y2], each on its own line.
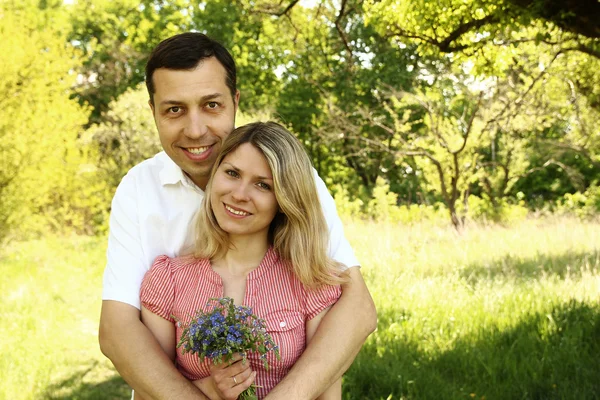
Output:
[176, 297, 280, 400]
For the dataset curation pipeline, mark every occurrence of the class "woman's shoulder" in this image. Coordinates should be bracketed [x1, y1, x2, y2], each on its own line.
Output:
[150, 254, 210, 275]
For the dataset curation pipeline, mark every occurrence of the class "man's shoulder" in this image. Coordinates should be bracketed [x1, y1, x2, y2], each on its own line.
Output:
[111, 152, 170, 202]
[117, 151, 175, 189]
[124, 151, 169, 180]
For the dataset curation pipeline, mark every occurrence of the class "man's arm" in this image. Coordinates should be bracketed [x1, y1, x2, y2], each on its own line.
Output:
[264, 267, 377, 399]
[99, 301, 207, 399]
[100, 170, 207, 399]
[305, 306, 341, 400]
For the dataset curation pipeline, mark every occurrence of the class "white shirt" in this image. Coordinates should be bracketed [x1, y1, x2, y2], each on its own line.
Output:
[102, 151, 359, 309]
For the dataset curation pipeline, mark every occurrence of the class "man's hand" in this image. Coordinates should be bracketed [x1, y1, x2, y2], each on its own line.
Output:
[99, 300, 207, 399]
[264, 267, 377, 399]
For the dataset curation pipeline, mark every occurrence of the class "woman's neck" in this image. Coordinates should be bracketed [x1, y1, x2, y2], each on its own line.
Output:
[212, 234, 269, 276]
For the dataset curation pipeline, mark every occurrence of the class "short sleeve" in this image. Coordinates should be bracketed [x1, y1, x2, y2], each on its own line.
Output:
[102, 171, 147, 309]
[303, 284, 342, 320]
[313, 170, 360, 270]
[140, 255, 176, 322]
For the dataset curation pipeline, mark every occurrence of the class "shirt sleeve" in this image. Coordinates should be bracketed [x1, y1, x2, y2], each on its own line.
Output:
[313, 170, 360, 270]
[102, 171, 147, 309]
[303, 284, 342, 320]
[140, 255, 176, 322]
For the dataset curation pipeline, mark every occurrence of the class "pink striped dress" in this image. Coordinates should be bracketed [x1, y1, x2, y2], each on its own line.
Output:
[140, 247, 341, 398]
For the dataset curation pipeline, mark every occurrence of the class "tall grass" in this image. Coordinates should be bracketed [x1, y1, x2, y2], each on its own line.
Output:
[1, 217, 598, 399]
[344, 217, 600, 399]
[0, 236, 128, 399]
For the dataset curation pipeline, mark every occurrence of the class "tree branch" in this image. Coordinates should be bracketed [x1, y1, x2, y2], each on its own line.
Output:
[257, 0, 300, 17]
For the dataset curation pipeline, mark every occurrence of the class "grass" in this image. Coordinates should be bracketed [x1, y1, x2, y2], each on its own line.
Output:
[343, 217, 600, 399]
[0, 235, 129, 400]
[1, 216, 599, 399]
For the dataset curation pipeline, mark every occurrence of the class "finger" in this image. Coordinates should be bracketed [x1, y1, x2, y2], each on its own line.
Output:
[231, 367, 253, 386]
[228, 353, 244, 364]
[222, 358, 252, 376]
[210, 353, 245, 372]
[236, 370, 256, 392]
[216, 371, 255, 400]
[228, 370, 256, 398]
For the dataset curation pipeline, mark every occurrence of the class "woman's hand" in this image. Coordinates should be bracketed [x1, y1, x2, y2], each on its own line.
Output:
[210, 353, 257, 400]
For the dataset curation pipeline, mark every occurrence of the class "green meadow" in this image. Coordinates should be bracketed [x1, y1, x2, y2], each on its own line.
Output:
[1, 217, 599, 400]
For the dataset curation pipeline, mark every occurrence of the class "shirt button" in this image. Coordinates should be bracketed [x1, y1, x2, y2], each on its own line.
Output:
[279, 321, 286, 328]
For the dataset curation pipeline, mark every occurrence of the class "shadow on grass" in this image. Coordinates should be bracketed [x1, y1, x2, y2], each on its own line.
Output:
[460, 249, 600, 283]
[343, 300, 600, 400]
[43, 363, 130, 400]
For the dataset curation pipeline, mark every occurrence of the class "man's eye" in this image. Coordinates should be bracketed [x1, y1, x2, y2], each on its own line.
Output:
[207, 102, 219, 109]
[168, 106, 182, 113]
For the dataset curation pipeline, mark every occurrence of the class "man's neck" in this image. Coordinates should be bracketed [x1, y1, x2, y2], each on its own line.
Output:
[184, 171, 209, 191]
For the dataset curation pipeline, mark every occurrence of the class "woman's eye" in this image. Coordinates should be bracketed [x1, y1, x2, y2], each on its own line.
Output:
[225, 169, 239, 178]
[257, 182, 271, 191]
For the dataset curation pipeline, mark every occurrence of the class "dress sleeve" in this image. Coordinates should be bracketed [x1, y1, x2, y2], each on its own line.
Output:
[303, 283, 342, 320]
[140, 255, 176, 322]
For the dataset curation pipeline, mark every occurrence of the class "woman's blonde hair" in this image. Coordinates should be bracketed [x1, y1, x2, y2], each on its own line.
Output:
[194, 121, 344, 287]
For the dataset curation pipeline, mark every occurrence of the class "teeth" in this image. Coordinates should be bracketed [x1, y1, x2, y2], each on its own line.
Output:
[225, 204, 250, 216]
[187, 146, 209, 154]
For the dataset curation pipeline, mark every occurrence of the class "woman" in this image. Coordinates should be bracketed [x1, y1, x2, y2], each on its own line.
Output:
[139, 122, 346, 399]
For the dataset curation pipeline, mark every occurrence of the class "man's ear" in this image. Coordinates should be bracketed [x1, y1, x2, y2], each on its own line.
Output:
[148, 99, 155, 114]
[233, 90, 241, 112]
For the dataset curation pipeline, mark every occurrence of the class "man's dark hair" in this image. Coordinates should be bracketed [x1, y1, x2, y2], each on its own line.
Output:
[145, 32, 237, 104]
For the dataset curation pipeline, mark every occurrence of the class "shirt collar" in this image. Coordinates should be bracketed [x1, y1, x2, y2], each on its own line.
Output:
[158, 151, 204, 193]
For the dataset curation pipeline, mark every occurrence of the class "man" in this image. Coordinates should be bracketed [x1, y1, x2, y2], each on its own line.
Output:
[99, 32, 377, 400]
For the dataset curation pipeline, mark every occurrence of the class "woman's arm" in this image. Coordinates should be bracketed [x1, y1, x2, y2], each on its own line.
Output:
[140, 305, 177, 361]
[305, 306, 341, 400]
[132, 306, 179, 400]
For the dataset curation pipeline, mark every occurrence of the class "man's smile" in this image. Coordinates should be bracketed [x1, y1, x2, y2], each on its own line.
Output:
[186, 146, 210, 155]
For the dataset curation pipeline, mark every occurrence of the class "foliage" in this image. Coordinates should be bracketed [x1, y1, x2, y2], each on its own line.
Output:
[67, 0, 187, 122]
[82, 83, 161, 190]
[363, 0, 600, 62]
[554, 184, 600, 219]
[0, 0, 90, 241]
[334, 178, 526, 225]
[460, 194, 529, 224]
[1, 0, 599, 240]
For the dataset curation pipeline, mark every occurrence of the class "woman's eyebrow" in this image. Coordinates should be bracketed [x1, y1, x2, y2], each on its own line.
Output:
[221, 162, 272, 180]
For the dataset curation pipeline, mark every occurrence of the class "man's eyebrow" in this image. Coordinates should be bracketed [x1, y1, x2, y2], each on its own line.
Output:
[159, 93, 225, 107]
[221, 162, 273, 180]
[159, 100, 184, 106]
[199, 93, 224, 101]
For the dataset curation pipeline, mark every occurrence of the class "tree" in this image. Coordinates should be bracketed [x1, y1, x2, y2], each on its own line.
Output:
[0, 0, 90, 240]
[82, 83, 161, 190]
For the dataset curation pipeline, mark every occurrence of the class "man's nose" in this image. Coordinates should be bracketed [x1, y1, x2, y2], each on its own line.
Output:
[184, 111, 208, 139]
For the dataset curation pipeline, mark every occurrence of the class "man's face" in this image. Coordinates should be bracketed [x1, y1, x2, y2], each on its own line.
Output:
[149, 57, 240, 190]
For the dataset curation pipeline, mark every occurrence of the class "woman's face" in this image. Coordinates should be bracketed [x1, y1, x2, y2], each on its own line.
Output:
[210, 143, 279, 240]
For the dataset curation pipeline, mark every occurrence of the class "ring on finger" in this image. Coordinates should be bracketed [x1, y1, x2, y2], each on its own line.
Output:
[233, 375, 238, 385]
